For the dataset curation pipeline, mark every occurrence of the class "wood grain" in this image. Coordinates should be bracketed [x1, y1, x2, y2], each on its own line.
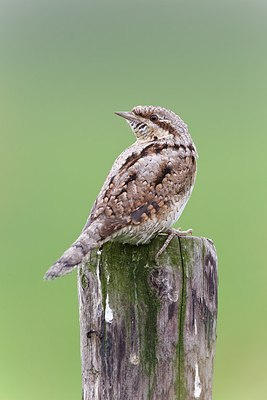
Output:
[78, 235, 218, 400]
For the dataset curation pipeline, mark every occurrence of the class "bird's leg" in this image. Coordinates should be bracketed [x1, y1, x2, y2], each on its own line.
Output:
[155, 227, 193, 261]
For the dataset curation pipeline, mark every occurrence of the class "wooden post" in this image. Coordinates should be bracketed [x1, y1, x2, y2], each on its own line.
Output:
[78, 236, 218, 400]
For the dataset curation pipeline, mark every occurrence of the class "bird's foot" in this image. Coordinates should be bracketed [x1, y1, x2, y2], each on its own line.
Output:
[155, 227, 193, 261]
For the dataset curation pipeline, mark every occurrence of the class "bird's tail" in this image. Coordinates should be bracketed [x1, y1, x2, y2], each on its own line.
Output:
[44, 230, 97, 280]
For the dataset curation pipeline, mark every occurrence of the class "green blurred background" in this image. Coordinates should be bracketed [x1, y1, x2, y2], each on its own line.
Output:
[1, 0, 266, 399]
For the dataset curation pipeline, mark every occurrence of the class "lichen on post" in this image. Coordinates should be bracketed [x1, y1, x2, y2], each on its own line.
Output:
[78, 235, 218, 400]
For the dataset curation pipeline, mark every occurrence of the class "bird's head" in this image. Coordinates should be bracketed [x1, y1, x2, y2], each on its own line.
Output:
[115, 105, 191, 144]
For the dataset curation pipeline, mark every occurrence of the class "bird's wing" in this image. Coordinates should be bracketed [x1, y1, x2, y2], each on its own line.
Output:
[83, 141, 196, 241]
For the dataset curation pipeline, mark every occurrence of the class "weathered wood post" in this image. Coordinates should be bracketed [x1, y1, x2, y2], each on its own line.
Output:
[78, 235, 218, 400]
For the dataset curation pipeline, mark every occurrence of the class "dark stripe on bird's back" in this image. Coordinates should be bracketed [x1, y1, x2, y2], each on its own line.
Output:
[121, 142, 174, 172]
[154, 164, 173, 186]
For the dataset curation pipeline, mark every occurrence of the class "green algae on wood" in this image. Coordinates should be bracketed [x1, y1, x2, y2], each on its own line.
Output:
[78, 235, 218, 400]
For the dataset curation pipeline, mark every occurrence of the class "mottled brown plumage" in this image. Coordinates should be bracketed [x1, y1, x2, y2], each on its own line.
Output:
[44, 106, 198, 280]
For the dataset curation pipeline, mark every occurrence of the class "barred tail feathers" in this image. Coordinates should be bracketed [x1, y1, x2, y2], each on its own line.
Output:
[44, 230, 98, 280]
[44, 247, 84, 280]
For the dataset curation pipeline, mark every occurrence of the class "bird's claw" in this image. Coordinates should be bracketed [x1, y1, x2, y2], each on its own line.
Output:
[155, 227, 193, 262]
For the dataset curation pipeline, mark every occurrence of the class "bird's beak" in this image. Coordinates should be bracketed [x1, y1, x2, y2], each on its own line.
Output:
[115, 111, 136, 121]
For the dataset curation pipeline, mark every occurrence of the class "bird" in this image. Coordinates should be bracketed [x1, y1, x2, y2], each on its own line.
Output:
[44, 105, 198, 280]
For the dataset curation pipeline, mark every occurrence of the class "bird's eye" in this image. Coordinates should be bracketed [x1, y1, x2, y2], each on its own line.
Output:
[150, 114, 158, 122]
